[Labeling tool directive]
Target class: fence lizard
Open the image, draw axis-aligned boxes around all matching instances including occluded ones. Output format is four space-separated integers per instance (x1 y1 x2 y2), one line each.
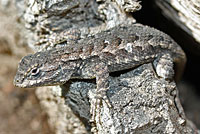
14 23 186 125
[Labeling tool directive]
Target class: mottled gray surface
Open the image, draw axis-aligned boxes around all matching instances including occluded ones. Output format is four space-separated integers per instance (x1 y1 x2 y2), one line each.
13 0 139 133
12 0 199 133
14 24 186 88
22 0 138 51
65 63 198 133
14 23 188 133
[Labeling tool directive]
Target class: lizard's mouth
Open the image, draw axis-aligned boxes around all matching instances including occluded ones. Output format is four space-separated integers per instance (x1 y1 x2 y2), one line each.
13 75 36 88
13 75 65 88
13 78 29 88
14 83 27 88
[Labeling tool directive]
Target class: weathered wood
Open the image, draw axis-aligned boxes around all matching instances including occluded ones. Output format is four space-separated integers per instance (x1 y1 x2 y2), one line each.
155 0 200 51
11 0 198 133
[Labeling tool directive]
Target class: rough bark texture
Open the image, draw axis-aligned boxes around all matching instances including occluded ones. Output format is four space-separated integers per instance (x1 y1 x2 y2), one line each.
2 0 198 133
65 63 197 133
20 0 140 133
154 0 200 129
155 0 200 52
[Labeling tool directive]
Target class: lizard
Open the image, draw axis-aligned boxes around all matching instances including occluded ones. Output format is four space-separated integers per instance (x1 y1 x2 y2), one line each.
13 23 186 126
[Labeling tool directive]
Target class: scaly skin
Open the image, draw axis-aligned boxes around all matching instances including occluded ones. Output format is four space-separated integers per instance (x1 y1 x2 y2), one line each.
14 23 186 129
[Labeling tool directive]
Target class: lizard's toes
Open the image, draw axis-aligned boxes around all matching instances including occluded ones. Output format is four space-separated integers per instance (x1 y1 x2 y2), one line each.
154 54 174 80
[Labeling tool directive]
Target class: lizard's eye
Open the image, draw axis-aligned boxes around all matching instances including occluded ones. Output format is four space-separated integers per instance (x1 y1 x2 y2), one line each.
31 68 40 76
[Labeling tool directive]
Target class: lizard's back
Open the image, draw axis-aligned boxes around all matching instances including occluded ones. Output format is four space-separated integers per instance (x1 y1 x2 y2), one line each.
53 24 185 73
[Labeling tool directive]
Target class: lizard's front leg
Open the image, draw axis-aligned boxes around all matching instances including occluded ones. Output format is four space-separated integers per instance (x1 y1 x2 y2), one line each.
90 62 111 132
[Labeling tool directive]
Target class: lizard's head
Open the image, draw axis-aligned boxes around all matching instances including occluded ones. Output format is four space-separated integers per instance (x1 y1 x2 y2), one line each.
14 50 76 88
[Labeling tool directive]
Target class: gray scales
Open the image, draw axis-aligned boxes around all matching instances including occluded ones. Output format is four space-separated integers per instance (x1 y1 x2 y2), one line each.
14 23 186 126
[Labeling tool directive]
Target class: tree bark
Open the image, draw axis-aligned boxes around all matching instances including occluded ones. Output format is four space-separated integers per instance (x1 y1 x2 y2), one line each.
12 0 198 133
155 0 200 53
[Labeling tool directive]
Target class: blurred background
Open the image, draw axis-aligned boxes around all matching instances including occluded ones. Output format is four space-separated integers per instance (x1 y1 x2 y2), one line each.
0 1 53 134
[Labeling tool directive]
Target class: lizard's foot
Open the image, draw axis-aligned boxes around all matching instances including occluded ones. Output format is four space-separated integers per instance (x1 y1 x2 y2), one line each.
90 90 112 122
153 54 174 80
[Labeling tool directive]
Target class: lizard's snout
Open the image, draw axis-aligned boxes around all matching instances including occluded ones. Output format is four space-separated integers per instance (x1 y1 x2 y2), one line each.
13 74 24 88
